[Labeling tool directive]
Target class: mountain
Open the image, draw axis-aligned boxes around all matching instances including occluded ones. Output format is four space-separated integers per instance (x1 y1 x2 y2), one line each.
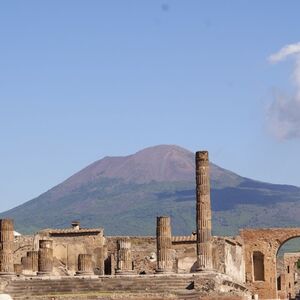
1 145 300 236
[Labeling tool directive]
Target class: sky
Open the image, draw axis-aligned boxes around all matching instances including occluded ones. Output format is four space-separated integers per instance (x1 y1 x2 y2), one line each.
1 0 300 212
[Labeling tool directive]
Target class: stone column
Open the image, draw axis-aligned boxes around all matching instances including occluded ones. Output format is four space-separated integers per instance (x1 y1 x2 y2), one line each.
0 219 15 275
116 238 133 275
156 216 173 273
195 151 213 271
37 240 53 276
21 256 32 271
110 253 116 275
27 250 38 273
76 254 93 275
96 246 105 275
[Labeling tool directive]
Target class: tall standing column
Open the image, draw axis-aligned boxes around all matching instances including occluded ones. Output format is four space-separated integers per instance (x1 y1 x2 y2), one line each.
156 216 173 273
0 219 15 275
37 240 53 276
196 151 213 271
116 238 133 275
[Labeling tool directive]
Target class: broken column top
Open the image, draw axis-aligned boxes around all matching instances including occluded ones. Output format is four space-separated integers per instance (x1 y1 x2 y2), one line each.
157 216 170 220
195 151 209 161
39 239 53 249
0 219 14 230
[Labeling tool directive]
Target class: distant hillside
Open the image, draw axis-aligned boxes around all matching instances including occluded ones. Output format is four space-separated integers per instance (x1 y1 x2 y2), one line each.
1 145 300 236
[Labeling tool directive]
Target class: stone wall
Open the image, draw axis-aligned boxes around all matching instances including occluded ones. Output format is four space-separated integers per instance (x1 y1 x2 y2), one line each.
240 228 300 299
12 232 245 284
224 238 245 283
106 235 245 282
14 235 34 264
277 252 300 299
106 236 157 274
33 227 104 275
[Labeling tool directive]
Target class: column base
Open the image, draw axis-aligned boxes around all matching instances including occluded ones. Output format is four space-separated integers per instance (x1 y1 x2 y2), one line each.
37 272 52 276
0 272 15 277
194 267 215 273
75 271 94 276
155 269 173 274
115 269 135 275
22 270 37 276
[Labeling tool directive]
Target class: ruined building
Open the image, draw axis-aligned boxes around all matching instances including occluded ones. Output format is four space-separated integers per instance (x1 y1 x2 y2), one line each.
0 151 297 299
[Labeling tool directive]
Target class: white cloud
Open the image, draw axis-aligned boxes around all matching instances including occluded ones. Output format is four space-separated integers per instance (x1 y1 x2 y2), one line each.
268 42 300 63
267 42 300 140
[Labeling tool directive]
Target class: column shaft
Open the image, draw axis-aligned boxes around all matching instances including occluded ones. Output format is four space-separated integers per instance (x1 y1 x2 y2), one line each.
76 254 93 275
38 240 53 276
196 151 213 271
156 216 173 273
27 250 38 273
21 256 32 271
116 238 133 274
0 219 15 275
96 246 105 275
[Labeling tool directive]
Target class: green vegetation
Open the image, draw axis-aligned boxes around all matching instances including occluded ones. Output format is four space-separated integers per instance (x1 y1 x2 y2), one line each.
2 177 300 236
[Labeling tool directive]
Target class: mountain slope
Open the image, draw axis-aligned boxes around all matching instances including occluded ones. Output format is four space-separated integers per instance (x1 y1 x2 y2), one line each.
1 145 300 236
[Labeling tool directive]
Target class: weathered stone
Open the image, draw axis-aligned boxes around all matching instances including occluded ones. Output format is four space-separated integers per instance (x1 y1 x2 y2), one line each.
109 253 116 275
21 256 31 271
116 238 134 275
13 264 22 275
240 228 300 299
37 240 53 276
156 216 173 273
277 252 300 299
0 219 15 275
94 245 105 275
27 250 38 272
195 151 212 271
33 224 104 275
76 254 93 275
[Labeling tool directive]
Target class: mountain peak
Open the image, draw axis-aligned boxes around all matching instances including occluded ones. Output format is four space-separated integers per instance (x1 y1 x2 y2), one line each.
60 145 241 191
3 144 299 236
134 144 192 156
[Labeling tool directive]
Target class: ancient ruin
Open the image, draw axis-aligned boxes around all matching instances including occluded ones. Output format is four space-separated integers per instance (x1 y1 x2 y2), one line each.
0 219 15 275
37 239 53 276
116 238 134 275
195 151 213 271
76 254 93 275
156 216 173 273
0 150 298 299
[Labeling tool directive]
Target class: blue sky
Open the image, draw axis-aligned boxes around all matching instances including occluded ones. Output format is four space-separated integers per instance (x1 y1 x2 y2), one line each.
1 1 300 212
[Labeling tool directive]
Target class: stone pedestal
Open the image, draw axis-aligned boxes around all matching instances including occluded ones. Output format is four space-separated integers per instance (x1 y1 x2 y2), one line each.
14 264 22 275
37 240 53 276
195 151 213 271
76 254 93 275
0 219 15 275
156 216 173 273
116 238 134 275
